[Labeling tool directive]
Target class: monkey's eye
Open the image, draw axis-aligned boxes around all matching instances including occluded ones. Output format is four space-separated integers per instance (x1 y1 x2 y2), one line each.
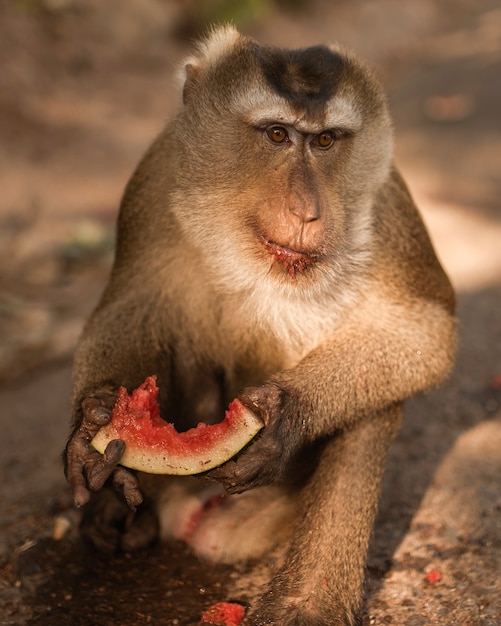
314 131 334 149
266 126 289 144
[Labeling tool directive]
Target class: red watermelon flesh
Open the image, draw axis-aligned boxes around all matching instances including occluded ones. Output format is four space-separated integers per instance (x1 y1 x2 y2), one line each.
199 601 246 625
91 376 263 475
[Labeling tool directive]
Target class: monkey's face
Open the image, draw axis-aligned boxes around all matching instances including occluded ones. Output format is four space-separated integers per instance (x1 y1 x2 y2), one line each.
171 27 393 298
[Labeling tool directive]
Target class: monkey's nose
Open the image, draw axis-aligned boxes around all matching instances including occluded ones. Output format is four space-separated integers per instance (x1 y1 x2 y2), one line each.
289 192 322 224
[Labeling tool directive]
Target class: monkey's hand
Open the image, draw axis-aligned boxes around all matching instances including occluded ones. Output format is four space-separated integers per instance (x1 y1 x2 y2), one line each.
64 390 143 511
205 385 296 494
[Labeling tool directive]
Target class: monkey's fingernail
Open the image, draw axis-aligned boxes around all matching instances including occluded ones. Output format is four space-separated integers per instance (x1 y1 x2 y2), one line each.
73 489 90 508
89 407 112 426
104 439 126 461
125 488 143 511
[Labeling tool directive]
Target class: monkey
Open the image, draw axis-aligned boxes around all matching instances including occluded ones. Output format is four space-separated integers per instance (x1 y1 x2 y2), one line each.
64 25 456 626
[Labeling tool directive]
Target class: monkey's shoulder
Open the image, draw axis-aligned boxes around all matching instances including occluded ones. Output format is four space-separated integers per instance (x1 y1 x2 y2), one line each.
370 168 454 312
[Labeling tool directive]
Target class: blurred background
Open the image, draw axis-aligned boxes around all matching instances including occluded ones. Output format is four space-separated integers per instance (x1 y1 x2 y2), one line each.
1 1 500 624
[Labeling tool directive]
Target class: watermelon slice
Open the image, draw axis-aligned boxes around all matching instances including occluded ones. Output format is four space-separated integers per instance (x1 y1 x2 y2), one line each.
199 601 246 625
91 376 263 475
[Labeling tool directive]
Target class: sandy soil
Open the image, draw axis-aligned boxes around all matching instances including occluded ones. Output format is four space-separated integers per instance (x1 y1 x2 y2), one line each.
1 1 500 624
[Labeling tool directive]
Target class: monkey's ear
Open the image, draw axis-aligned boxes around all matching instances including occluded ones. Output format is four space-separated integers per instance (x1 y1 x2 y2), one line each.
181 62 201 105
179 25 242 105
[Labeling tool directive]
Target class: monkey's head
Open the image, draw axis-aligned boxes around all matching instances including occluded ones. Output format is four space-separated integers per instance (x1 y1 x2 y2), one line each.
169 26 393 302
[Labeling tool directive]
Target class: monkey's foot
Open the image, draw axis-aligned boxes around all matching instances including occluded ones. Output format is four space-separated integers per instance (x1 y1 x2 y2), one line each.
249 602 360 626
249 580 362 626
157 479 293 564
81 489 159 553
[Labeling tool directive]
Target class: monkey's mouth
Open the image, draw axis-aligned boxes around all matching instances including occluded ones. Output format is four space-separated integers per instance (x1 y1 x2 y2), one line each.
262 238 320 278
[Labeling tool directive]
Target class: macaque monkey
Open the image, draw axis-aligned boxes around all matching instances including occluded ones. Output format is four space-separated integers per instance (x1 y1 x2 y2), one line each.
64 26 456 625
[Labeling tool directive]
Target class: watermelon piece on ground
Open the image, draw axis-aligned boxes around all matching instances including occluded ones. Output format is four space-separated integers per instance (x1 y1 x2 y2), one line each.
91 376 263 475
199 601 247 625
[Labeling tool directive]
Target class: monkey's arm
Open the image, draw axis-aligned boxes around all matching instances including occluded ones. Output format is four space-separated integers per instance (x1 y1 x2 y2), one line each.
207 289 456 493
64 146 178 510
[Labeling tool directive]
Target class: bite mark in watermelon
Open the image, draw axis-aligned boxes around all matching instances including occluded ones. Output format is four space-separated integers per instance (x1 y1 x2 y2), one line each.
91 376 263 475
199 601 246 625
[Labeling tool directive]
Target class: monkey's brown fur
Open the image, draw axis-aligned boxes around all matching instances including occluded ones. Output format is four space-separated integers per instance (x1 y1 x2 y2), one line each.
65 26 456 625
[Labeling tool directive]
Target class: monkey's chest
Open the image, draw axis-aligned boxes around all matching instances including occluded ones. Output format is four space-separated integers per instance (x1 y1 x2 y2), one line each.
162 333 287 430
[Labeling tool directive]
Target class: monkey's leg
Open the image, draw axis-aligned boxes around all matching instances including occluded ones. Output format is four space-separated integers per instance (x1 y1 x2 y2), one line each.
250 404 402 626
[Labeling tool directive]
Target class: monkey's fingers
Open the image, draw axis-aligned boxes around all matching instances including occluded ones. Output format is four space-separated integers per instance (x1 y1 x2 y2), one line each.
203 460 238 484
85 439 126 491
238 385 282 426
204 427 284 493
65 427 96 507
81 396 113 428
85 440 143 510
67 458 92 508
204 459 262 494
112 467 143 511
65 391 119 507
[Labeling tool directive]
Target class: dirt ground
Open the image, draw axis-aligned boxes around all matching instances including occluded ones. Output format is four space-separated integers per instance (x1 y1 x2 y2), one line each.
1 1 500 624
